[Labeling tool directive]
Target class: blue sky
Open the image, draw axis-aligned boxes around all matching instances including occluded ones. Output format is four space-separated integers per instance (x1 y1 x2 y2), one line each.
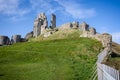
0 0 120 43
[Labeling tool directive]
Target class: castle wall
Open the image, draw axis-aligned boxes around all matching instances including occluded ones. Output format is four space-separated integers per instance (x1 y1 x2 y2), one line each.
0 36 10 45
58 21 79 30
25 31 33 40
11 35 21 43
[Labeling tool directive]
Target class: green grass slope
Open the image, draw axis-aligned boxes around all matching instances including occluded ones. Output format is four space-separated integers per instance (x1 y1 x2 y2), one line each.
0 29 102 80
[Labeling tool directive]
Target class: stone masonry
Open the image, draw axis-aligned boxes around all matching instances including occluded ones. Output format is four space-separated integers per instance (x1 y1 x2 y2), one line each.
25 31 33 40
59 21 79 30
50 13 56 29
0 36 10 45
0 12 113 48
33 13 57 38
79 22 112 51
33 13 48 37
11 35 21 44
79 22 89 31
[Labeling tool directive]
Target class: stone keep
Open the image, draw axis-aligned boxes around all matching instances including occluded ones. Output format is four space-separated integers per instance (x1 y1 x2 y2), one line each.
33 13 48 37
11 35 21 43
0 36 10 45
80 22 89 31
50 14 56 29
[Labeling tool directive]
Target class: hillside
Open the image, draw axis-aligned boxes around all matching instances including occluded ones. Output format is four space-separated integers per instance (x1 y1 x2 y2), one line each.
0 29 102 80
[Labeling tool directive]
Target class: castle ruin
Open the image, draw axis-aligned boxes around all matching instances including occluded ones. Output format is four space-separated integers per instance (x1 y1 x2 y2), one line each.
50 14 56 29
11 35 21 44
0 36 10 46
0 12 112 49
33 13 48 37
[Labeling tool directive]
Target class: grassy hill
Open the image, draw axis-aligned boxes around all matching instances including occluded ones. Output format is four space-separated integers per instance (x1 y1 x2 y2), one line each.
0 29 102 80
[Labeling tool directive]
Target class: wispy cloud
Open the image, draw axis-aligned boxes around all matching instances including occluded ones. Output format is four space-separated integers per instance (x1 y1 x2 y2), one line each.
0 0 30 21
0 0 96 21
30 0 61 15
111 32 120 43
0 0 19 15
54 0 96 19
30 0 96 19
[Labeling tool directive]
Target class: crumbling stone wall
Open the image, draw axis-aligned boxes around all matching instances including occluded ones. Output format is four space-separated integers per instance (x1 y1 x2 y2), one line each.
33 13 48 37
50 13 56 29
25 31 33 40
33 13 57 38
58 21 79 30
89 27 96 35
59 23 72 30
11 35 21 44
72 21 79 29
79 22 89 31
95 33 112 49
0 36 10 45
80 22 112 50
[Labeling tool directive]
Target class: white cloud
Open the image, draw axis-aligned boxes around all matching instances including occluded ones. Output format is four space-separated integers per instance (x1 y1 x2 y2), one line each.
0 0 18 14
111 32 120 43
30 0 95 19
54 0 96 19
0 0 30 16
30 0 60 15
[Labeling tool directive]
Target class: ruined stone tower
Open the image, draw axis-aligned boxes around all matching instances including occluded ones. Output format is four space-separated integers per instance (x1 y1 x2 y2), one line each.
33 13 48 37
50 13 56 29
